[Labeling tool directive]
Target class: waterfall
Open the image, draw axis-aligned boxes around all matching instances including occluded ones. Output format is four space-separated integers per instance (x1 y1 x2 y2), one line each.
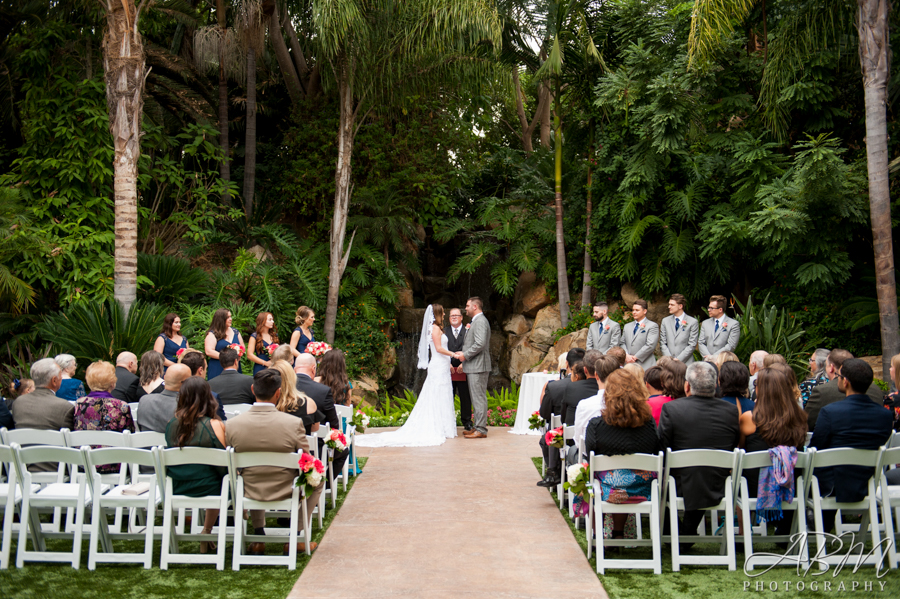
395 331 427 396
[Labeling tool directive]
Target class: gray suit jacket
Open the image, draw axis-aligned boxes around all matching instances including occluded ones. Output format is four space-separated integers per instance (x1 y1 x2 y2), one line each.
586 319 622 354
462 313 491 374
9 387 75 431
698 315 740 357
619 319 659 369
659 314 699 363
137 389 179 433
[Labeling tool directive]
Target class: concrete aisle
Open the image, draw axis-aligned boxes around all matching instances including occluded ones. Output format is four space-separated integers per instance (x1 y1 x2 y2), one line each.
289 427 608 599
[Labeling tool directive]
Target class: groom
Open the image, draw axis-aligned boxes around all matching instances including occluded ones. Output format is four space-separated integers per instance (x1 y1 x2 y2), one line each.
455 296 491 439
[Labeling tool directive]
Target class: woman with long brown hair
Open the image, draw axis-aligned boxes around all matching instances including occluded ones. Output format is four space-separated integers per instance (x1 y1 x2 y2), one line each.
164 377 226 553
247 312 279 375
154 312 189 369
316 349 352 406
204 308 243 380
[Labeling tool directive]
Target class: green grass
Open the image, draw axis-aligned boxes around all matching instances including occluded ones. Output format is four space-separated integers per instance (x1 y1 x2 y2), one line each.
531 458 900 598
0 457 367 599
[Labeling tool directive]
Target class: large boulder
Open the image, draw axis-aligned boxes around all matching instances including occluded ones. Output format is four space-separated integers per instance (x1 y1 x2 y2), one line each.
529 304 562 349
508 338 546 385
397 286 414 308
352 375 380 407
397 308 426 334
513 271 552 317
378 345 398 381
489 331 506 374
621 282 639 308
531 328 589 373
503 314 530 337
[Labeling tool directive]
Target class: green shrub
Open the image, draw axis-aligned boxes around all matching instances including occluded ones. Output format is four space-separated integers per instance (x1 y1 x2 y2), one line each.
137 253 210 304
732 294 819 377
332 304 396 379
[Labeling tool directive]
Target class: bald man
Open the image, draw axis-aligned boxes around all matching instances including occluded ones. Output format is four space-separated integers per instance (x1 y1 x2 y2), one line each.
137 364 190 433
112 351 146 403
294 355 348 485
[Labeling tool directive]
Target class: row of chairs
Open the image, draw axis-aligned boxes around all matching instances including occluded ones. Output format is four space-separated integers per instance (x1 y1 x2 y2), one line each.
0 424 349 571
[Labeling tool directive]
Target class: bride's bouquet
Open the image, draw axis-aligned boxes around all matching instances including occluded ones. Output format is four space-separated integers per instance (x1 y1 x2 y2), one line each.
545 426 564 448
325 429 348 454
296 452 325 494
528 411 545 431
352 409 369 433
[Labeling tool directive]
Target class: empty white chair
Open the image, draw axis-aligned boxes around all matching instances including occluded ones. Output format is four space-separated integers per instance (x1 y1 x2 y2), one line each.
587 451 664 574
230 449 310 569
84 446 159 569
158 446 232 570
0 444 36 570
664 448 740 571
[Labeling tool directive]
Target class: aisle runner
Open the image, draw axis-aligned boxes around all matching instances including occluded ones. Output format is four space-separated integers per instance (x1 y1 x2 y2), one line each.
290 428 607 599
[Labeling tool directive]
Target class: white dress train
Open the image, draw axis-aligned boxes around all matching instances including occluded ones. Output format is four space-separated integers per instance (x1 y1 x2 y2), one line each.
355 333 457 447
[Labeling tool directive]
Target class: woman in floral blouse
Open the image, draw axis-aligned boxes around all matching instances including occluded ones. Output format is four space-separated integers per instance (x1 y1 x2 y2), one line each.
75 360 136 464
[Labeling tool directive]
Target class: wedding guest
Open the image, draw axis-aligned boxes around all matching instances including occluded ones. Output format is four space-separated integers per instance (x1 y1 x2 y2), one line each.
273 360 321 434
763 353 787 368
607 346 627 368
74 361 136 470
648 361 686 425
207 347 254 406
8 378 34 398
248 312 279 375
165 376 227 554
714 351 740 371
139 351 165 395
748 350 769 399
54 354 85 401
586 302 622 354
799 348 830 408
656 355 676 370
290 306 316 357
806 349 884 431
316 349 352 407
204 309 243 381
698 294 740 358
112 351 146 403
137 364 190 433
179 350 227 421
562 350 602 426
619 300 659 369
271 344 294 364
884 353 900 432
573 355 620 459
10 360 74 470
536 348 585 488
659 294 699 364
622 363 648 396
718 361 754 413
584 369 660 540
154 312 189 368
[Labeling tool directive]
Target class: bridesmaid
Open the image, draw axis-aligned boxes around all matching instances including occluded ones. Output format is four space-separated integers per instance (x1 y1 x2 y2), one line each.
290 306 316 357
204 308 243 380
154 313 189 369
247 312 279 375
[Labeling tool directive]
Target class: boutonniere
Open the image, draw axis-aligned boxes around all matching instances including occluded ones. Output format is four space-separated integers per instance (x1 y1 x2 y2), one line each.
465 323 471 330
681 319 688 328
604 325 610 331
640 322 646 330
722 322 728 330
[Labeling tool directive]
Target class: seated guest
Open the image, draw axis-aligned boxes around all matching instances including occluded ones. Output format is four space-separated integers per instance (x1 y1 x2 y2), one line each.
295 354 347 485
573 356 621 459
607 346 627 368
54 354 85 401
644 366 667 423
270 344 294 364
763 353 787 368
806 349 884 430
180 350 227 421
9 359 75 471
137 364 190 433
139 351 165 395
2 379 32 428
583 369 660 538
809 358 893 533
648 361 686 425
316 349 352 407
799 348 830 408
207 347 254 406
718 361 754 413
748 350 769 400
658 361 740 545
165 376 227 554
885 353 900 432
112 351 146 403
273 360 321 433
562 350 603 427
226 369 325 554
622 363 647 393
75 361 136 472
713 351 740 371
536 348 584 488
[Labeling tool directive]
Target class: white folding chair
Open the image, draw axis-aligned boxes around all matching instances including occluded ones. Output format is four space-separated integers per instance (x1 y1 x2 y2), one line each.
335 404 356 489
806 447 888 570
3 428 71 532
13 444 93 569
230 449 310 569
876 445 900 570
227 404 253 418
158 446 232 570
736 449 810 570
0 444 37 570
664 448 740 571
127 403 140 430
84 446 159 569
68 430 131 531
587 451 663 574
314 426 337 510
123 430 167 534
305 434 325 529
558 425 576 512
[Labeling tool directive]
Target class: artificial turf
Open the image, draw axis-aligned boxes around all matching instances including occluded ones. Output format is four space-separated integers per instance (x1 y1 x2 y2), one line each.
531 457 900 598
0 457 367 599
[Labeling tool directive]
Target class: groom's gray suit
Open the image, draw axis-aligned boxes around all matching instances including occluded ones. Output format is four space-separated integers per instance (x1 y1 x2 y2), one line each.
462 313 491 435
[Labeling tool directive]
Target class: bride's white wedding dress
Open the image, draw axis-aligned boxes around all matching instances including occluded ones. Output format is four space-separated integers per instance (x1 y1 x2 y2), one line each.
356 333 457 447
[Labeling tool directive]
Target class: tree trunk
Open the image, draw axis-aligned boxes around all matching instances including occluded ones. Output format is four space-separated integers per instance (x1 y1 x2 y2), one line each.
325 68 355 343
858 0 900 380
539 82 552 149
553 96 570 326
243 47 257 220
581 125 594 308
513 68 533 153
269 5 302 104
102 0 145 318
216 0 230 197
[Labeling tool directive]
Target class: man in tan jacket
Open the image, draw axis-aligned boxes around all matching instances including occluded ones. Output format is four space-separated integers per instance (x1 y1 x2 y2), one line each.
226 368 324 554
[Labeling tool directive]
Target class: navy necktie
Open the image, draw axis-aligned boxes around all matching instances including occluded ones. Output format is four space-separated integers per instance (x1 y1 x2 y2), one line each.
633 322 639 336
714 320 720 334
675 320 680 332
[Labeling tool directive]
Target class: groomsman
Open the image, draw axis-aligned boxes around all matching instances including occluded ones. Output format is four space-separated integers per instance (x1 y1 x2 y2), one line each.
698 294 740 358
585 302 621 354
659 293 699 364
445 308 473 432
619 299 659 369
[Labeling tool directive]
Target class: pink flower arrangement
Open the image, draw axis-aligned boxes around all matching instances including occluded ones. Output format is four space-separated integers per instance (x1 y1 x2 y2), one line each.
296 452 325 493
305 341 333 357
175 348 186 357
545 426 564 448
325 429 348 452
527 411 545 430
228 343 245 358
265 343 280 356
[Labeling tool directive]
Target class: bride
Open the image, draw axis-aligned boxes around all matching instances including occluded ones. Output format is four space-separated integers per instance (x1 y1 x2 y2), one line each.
356 304 457 447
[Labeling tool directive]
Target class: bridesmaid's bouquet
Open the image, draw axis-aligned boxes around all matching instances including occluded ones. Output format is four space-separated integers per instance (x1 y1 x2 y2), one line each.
296 452 325 494
228 343 246 358
545 426 564 448
352 409 369 433
325 429 348 453
175 348 186 358
305 341 332 357
265 343 280 356
528 411 545 431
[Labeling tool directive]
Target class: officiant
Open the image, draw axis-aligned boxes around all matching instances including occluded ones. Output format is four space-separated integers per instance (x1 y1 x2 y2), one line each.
446 307 473 432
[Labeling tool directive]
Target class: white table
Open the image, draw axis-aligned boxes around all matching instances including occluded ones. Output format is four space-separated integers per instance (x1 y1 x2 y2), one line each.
509 372 561 435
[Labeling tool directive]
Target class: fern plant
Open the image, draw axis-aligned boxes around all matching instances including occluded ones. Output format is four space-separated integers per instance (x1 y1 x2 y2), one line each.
137 252 210 304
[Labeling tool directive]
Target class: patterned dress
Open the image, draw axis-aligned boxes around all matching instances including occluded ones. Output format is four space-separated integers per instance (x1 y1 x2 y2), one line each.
799 373 828 408
884 391 900 432
74 391 136 473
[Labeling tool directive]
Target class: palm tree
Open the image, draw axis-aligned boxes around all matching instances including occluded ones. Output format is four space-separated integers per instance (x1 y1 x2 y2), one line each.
236 0 266 221
687 0 899 382
312 0 502 343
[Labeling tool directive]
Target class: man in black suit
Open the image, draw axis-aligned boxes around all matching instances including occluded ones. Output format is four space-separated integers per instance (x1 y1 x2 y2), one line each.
112 351 146 404
179 350 227 421
536 348 585 488
806 349 883 431
658 361 740 546
445 308 472 431
295 353 347 488
562 350 602 427
809 358 893 533
208 347 254 405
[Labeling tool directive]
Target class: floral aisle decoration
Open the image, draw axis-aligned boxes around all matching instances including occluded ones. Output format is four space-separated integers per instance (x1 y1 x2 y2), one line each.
545 426 564 449
564 462 593 517
352 409 369 433
528 411 545 430
325 429 348 456
296 452 325 494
